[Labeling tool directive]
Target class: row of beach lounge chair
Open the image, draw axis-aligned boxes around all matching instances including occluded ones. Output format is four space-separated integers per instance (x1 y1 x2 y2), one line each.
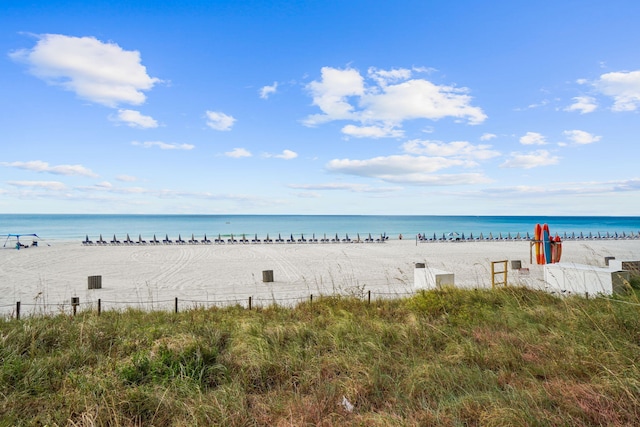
82 233 390 246
418 231 640 242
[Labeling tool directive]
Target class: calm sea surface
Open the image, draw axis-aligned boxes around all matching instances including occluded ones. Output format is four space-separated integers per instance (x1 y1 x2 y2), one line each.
2 214 640 242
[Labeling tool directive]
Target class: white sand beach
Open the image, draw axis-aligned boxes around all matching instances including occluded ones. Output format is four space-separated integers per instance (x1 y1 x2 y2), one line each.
1 238 639 317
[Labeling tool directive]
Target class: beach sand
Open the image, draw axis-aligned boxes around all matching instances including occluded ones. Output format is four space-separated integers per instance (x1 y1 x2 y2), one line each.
1 239 639 317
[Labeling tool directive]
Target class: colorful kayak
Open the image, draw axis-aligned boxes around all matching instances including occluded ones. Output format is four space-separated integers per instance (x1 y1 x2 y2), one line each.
553 235 562 263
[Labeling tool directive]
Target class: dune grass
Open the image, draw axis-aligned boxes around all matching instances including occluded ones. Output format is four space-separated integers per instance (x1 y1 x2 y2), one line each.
2 283 640 426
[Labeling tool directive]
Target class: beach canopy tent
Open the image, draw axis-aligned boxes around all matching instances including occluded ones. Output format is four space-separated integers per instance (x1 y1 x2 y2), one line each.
2 233 41 248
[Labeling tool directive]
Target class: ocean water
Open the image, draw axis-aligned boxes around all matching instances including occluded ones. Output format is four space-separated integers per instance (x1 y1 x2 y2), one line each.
2 214 640 243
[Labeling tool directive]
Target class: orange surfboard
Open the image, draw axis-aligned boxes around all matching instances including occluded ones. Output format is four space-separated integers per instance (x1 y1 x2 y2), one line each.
534 223 543 264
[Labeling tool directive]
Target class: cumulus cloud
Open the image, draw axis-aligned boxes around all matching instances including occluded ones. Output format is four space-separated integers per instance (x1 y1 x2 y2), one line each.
113 109 158 128
594 70 640 111
342 124 404 139
480 133 497 141
8 180 67 191
9 34 160 107
563 130 601 145
205 110 236 131
564 96 597 114
500 150 560 169
225 148 252 158
303 66 486 134
519 132 547 145
132 141 194 150
401 139 500 161
264 149 298 160
1 160 97 177
326 155 491 185
259 82 278 99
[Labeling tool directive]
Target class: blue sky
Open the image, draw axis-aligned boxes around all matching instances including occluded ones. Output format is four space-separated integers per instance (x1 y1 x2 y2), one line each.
2 0 640 215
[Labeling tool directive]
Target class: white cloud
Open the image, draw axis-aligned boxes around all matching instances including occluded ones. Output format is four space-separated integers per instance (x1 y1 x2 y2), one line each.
288 183 401 193
259 82 278 99
132 141 194 150
225 148 252 158
263 149 298 160
563 130 601 145
564 96 597 114
480 133 497 141
519 132 547 145
1 160 97 177
594 70 640 111
114 109 158 128
500 150 560 169
326 154 491 185
367 67 412 86
8 180 67 191
9 34 159 107
401 139 500 161
342 124 404 139
303 66 486 134
304 67 365 125
116 175 138 182
205 111 236 131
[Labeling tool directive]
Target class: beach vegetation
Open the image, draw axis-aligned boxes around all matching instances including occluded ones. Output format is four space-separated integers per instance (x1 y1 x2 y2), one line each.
1 287 640 425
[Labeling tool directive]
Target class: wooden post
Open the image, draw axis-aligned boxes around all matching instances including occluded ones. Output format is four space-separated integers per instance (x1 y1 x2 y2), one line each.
248 296 252 310
310 294 313 304
174 297 178 313
16 301 20 320
368 290 371 304
98 299 101 316
71 297 80 316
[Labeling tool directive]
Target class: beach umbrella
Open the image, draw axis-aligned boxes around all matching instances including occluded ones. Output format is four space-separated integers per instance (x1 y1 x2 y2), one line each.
461 232 465 240
499 232 503 240
441 233 446 241
278 233 282 241
357 233 360 242
448 232 459 240
335 233 339 241
266 233 270 242
479 233 484 240
301 233 305 241
368 233 372 241
469 232 474 240
99 234 103 243
313 233 316 241
138 234 143 243
489 232 493 240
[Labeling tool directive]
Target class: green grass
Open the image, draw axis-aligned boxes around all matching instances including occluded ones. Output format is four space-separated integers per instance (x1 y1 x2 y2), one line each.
2 286 640 426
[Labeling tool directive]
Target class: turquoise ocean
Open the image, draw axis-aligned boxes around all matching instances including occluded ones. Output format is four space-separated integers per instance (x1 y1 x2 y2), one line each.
2 214 640 243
